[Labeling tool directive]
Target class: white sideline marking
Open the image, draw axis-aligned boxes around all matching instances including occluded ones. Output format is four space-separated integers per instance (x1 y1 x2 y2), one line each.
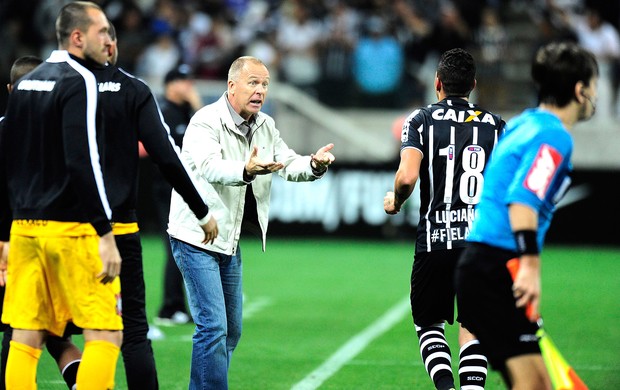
291 296 410 390
243 296 273 319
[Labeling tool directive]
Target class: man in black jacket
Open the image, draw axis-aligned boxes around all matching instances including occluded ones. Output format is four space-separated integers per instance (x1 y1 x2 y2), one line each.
0 3 122 388
0 55 83 390
89 23 217 389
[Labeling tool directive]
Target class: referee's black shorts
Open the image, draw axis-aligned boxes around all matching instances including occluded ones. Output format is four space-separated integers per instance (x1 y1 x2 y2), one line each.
455 242 541 371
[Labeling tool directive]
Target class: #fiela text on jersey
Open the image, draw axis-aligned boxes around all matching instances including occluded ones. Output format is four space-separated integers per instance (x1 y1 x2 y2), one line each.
430 226 470 243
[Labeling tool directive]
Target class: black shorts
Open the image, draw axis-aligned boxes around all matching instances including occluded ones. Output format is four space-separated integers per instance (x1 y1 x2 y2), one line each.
455 243 541 371
410 248 463 326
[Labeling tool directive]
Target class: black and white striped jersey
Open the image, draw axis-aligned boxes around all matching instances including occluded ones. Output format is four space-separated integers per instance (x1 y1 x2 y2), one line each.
400 98 505 253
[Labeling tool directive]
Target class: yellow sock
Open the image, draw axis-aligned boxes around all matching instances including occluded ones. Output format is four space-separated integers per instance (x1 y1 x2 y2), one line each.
6 340 42 390
76 340 120 390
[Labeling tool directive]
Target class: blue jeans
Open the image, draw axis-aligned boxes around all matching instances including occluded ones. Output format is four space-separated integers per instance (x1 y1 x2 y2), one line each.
170 237 243 390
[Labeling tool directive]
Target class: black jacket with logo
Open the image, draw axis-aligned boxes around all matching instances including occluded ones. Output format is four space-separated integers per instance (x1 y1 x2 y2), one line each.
0 50 112 239
90 63 209 224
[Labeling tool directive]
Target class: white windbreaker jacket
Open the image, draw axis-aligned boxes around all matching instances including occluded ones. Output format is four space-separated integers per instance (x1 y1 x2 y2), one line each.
167 93 323 255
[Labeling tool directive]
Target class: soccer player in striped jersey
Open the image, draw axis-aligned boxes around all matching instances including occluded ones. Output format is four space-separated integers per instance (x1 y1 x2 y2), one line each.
385 48 505 390
455 42 598 389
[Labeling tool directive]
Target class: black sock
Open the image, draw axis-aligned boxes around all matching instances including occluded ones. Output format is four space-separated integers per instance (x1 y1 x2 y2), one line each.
61 359 80 389
459 340 487 389
416 324 454 390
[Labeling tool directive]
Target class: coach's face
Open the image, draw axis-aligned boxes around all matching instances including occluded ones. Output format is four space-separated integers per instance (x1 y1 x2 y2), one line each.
228 62 270 121
82 8 112 66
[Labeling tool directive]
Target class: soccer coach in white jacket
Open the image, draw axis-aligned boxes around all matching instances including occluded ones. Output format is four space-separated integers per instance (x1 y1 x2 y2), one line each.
167 56 335 390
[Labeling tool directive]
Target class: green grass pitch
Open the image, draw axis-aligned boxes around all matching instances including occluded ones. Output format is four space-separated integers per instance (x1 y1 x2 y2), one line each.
33 235 620 389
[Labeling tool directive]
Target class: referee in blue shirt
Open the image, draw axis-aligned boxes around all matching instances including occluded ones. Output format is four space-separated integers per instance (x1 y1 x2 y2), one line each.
455 42 598 389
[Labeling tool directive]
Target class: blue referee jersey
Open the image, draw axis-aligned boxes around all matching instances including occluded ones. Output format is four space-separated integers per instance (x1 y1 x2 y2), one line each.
467 108 573 252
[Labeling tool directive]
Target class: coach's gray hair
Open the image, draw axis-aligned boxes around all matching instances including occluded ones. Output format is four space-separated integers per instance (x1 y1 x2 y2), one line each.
55 1 104 48
228 56 267 82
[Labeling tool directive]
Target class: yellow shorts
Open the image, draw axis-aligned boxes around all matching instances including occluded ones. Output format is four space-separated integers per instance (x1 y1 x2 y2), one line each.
111 222 139 235
2 220 123 336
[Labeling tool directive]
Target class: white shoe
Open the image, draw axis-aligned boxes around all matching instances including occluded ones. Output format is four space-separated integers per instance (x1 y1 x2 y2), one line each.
154 311 192 326
147 324 165 340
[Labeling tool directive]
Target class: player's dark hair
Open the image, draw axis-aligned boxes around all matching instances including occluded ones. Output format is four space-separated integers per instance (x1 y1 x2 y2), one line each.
532 41 599 107
55 1 104 48
10 56 43 85
437 48 476 97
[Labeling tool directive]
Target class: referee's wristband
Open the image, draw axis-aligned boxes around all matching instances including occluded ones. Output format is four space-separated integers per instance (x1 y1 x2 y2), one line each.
514 229 539 255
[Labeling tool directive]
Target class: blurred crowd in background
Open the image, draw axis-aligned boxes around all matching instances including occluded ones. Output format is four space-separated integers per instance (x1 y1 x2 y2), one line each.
1 0 619 118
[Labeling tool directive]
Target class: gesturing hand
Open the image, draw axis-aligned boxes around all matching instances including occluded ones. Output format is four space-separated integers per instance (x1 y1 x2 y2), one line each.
245 146 284 176
311 143 335 172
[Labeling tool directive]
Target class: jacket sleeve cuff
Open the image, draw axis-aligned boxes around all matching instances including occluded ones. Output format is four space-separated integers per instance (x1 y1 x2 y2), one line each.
243 167 256 183
0 225 10 241
310 161 327 177
197 211 213 225
92 219 113 237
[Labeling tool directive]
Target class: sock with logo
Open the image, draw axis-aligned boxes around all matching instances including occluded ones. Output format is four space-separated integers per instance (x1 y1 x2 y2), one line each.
416 323 455 390
458 339 487 389
76 340 120 390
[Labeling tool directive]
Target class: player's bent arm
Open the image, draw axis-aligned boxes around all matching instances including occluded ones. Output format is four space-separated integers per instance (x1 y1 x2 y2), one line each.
137 97 216 244
393 148 422 210
138 99 210 221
